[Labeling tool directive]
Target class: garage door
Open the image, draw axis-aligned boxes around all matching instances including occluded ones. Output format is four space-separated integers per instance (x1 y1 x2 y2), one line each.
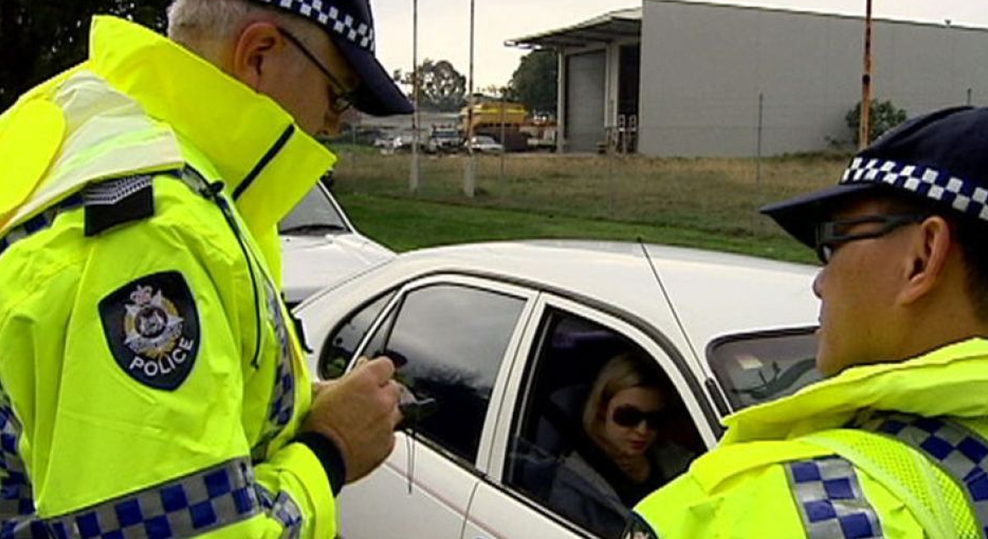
565 51 605 153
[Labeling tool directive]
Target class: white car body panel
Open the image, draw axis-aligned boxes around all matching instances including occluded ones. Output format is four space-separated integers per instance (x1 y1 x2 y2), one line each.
297 240 821 539
281 233 393 304
279 183 394 306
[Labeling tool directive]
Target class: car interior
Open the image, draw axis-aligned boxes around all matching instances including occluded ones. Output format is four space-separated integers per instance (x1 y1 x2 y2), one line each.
506 310 706 537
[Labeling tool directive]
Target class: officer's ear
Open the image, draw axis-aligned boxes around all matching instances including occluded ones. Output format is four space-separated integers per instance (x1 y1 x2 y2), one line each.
231 22 284 91
897 215 953 306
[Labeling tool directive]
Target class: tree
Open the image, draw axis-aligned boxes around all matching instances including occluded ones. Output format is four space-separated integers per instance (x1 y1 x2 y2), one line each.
0 0 170 111
393 59 467 112
845 99 908 146
509 50 557 117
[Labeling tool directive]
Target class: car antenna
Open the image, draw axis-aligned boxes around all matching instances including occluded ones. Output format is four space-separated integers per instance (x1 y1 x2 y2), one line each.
637 238 702 365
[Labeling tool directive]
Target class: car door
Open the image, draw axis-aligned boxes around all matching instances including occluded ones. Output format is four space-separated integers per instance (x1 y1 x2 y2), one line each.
463 293 720 539
333 275 538 539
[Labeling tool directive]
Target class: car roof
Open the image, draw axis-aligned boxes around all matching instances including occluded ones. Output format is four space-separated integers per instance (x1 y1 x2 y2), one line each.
305 240 820 358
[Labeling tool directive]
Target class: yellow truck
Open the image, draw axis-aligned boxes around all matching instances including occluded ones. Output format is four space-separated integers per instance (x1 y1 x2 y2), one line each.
460 100 530 151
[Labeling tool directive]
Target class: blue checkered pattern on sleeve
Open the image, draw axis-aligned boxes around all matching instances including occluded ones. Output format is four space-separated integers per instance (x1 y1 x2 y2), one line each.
851 411 988 539
251 280 297 461
46 459 260 539
785 456 884 539
0 386 50 539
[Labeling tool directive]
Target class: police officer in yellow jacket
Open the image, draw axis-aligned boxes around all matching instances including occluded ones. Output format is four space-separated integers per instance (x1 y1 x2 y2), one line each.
0 0 413 537
627 107 988 539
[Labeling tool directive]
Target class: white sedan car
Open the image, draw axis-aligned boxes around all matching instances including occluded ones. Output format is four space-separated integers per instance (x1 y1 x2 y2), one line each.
280 183 394 308
296 241 822 539
465 135 505 154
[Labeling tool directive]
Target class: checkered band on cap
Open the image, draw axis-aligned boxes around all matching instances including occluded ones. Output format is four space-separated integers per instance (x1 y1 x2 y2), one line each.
850 411 988 539
785 456 884 539
254 0 375 51
841 157 988 223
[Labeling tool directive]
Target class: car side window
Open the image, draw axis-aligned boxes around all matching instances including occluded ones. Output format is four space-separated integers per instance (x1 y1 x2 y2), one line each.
319 290 397 379
366 284 526 464
505 309 704 539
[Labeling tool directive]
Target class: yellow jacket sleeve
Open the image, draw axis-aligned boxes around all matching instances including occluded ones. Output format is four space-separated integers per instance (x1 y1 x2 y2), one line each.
0 175 335 539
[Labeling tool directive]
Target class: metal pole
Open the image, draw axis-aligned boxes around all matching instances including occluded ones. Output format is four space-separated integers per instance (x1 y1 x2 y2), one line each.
756 93 763 188
859 0 873 149
756 92 764 232
409 0 420 193
463 0 476 198
351 113 357 171
499 90 506 199
968 88 973 106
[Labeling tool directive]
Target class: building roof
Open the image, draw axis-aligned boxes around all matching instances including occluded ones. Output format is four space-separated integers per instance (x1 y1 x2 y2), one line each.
505 7 642 50
506 1 988 53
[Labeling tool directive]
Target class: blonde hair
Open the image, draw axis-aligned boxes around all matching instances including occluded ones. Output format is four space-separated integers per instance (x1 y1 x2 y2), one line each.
581 352 662 438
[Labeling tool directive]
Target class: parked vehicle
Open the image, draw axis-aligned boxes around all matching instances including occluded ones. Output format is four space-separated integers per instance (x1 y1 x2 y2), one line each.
279 183 394 308
425 125 462 154
296 240 822 539
465 135 505 154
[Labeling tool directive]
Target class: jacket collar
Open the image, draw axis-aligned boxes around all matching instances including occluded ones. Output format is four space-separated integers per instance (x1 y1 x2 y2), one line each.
721 338 988 444
87 16 336 234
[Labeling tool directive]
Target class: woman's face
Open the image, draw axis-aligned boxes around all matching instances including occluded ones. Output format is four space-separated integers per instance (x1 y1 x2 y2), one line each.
600 386 663 458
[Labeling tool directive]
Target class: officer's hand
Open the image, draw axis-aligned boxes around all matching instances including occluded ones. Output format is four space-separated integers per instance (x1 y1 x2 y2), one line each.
303 357 402 484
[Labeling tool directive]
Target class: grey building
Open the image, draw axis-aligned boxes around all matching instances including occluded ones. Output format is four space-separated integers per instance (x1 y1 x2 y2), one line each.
509 0 988 156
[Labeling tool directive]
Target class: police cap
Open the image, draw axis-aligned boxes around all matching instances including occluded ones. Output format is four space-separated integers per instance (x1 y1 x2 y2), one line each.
762 106 988 247
248 0 413 116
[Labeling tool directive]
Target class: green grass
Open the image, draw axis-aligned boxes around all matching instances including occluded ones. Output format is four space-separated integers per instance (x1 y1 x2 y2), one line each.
337 192 817 264
327 149 846 265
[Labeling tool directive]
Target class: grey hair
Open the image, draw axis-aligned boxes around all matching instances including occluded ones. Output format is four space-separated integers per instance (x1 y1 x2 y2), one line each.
167 0 312 46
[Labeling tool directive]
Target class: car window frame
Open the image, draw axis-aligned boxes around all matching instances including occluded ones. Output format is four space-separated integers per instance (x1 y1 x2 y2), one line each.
316 288 398 379
347 274 539 473
485 293 721 511
279 182 354 235
320 183 357 232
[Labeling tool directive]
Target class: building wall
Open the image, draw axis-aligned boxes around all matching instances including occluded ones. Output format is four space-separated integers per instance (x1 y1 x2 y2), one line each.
638 0 988 157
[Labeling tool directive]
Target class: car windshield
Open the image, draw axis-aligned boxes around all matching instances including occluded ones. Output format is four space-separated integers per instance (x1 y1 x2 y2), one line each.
278 185 350 235
707 327 823 411
474 136 497 144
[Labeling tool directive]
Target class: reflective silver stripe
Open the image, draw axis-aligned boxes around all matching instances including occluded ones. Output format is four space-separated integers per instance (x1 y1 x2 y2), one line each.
852 412 988 539
255 486 302 539
785 456 884 539
46 458 260 539
82 175 152 206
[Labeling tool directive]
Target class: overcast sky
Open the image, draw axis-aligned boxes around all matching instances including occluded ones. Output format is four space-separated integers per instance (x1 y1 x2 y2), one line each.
370 0 988 91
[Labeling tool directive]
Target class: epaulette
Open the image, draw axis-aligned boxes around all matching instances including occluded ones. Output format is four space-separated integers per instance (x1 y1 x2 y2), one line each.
83 174 155 236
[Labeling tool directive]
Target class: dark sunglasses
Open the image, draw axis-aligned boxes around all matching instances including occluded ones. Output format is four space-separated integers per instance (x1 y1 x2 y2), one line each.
276 27 355 114
814 213 929 264
611 405 663 430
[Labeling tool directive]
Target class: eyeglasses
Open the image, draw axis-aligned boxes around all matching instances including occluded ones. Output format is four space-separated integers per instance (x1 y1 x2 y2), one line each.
276 27 354 114
611 405 663 430
815 213 929 264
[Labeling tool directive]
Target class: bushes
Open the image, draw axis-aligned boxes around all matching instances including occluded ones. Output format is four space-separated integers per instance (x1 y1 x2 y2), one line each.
845 99 908 145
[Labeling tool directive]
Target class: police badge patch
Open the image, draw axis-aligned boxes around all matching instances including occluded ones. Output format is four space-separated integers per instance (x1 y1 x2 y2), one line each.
99 272 200 390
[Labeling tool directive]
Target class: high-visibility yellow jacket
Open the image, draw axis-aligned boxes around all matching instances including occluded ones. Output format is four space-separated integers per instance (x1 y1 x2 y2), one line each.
0 16 341 539
630 339 988 539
